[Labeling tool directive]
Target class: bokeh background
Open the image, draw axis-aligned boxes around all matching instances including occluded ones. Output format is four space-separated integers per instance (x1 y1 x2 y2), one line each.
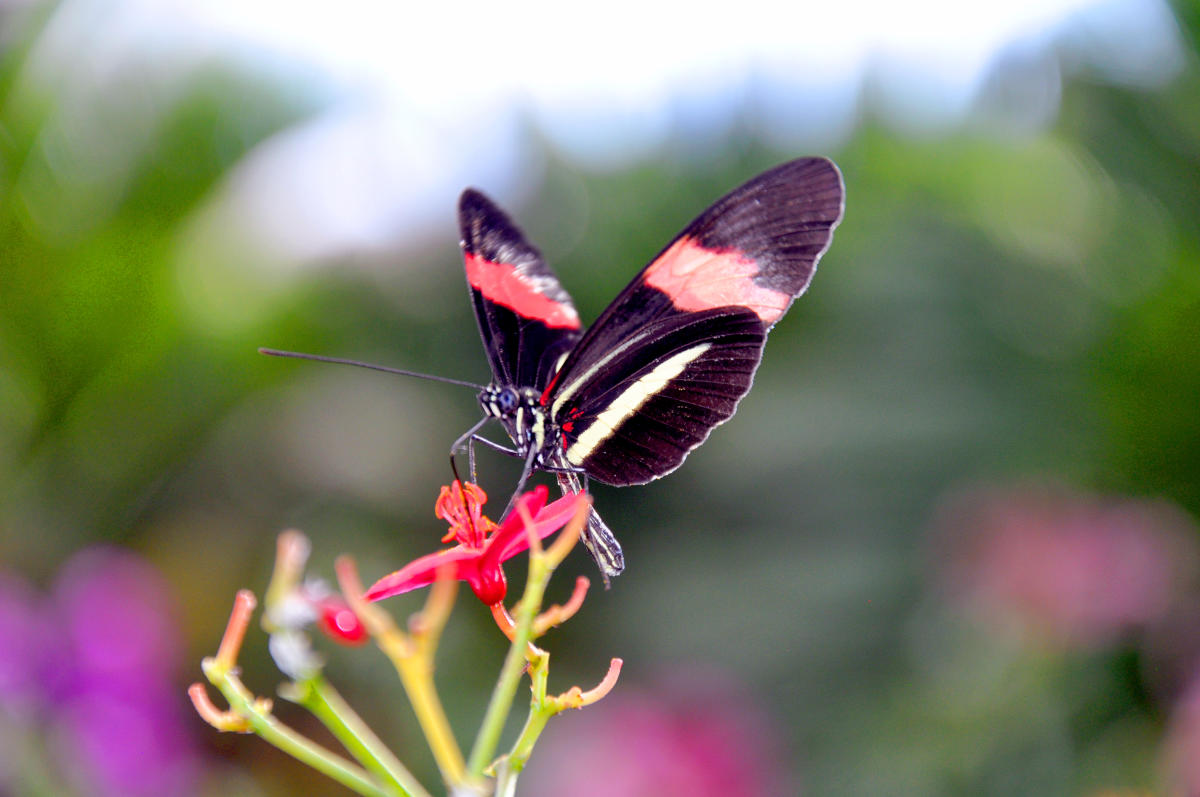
2 0 1200 794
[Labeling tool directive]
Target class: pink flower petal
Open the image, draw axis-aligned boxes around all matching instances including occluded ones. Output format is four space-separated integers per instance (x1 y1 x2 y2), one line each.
365 547 481 601
365 486 589 605
495 491 588 560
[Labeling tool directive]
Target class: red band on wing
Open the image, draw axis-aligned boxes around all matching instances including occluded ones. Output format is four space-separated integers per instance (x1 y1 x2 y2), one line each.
643 237 790 324
465 253 581 329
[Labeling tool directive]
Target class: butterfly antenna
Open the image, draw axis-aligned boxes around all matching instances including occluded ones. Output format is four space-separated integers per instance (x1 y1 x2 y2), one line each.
259 348 484 390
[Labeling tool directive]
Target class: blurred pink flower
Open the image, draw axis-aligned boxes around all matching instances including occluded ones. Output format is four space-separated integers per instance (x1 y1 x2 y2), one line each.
0 546 200 797
0 571 50 715
934 485 1197 647
519 672 795 797
54 548 199 797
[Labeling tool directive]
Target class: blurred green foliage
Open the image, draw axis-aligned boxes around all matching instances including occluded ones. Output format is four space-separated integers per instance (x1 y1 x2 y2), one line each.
2 4 1199 796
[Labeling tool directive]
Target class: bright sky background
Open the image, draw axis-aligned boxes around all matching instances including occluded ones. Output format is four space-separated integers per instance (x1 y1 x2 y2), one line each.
16 0 1186 267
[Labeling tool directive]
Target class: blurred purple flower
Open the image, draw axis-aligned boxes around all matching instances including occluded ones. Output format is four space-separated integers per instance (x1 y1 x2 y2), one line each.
934 485 1197 647
520 671 795 797
0 571 51 715
54 548 183 684
0 546 199 797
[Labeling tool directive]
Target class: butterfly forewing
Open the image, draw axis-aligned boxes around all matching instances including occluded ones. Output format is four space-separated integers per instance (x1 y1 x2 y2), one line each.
458 189 582 391
677 157 845 307
544 157 844 485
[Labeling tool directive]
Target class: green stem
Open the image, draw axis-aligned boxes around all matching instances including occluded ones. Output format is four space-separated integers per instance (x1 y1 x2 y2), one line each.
466 559 550 778
491 758 520 797
506 708 552 774
288 676 431 797
505 655 554 773
202 659 396 797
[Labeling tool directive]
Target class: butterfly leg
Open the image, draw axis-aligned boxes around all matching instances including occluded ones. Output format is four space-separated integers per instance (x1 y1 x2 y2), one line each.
467 436 477 483
494 443 542 522
470 435 522 457
449 416 492 491
554 471 625 583
462 431 522 482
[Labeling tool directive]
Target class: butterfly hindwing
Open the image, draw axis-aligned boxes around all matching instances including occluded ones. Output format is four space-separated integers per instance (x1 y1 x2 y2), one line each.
546 157 844 485
554 307 767 485
459 189 582 391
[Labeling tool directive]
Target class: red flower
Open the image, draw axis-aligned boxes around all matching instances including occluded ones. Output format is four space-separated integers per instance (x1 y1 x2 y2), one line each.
365 482 586 606
312 592 369 646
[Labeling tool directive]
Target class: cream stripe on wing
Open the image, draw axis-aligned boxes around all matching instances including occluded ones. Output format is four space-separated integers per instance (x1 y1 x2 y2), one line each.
565 343 712 465
551 333 642 417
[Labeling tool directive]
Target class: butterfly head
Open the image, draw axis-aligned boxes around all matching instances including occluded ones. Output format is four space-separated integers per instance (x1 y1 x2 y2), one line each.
479 384 555 465
479 384 521 419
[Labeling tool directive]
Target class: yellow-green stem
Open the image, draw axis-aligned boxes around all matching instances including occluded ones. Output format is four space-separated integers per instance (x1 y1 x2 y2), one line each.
290 676 431 797
466 558 549 778
201 659 394 797
337 557 467 788
394 654 467 784
505 653 555 773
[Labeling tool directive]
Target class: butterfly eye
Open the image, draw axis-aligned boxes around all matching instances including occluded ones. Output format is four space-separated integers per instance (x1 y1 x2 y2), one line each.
497 388 520 414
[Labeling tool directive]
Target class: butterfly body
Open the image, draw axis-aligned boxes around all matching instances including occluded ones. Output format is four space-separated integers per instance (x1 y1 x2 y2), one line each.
459 158 845 578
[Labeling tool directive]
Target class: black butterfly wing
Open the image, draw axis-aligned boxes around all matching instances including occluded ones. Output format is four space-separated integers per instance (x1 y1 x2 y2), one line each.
458 189 583 391
549 307 767 485
545 157 845 486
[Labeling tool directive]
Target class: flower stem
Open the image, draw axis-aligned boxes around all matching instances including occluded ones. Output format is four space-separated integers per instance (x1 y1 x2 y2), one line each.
466 570 544 779
337 557 469 788
504 653 553 773
466 497 591 780
394 654 467 784
201 658 396 797
492 758 521 797
503 655 621 776
287 676 431 797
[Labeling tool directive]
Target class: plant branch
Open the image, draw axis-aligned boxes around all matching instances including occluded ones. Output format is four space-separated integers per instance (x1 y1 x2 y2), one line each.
192 591 398 797
466 498 591 779
338 556 469 789
285 676 431 797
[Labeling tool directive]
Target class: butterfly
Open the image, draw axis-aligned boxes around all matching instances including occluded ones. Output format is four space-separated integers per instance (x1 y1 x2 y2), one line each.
453 158 844 579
